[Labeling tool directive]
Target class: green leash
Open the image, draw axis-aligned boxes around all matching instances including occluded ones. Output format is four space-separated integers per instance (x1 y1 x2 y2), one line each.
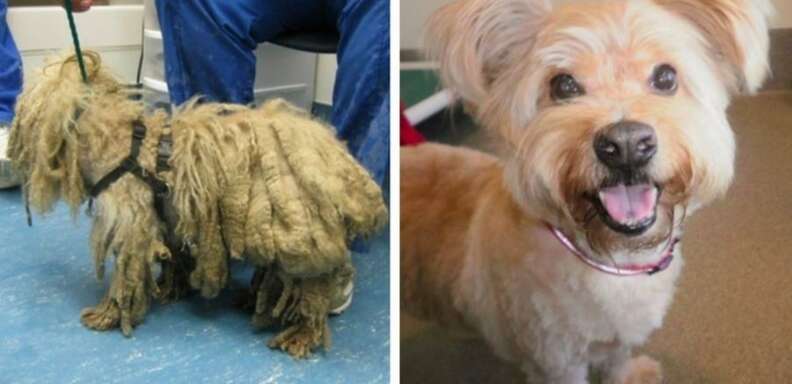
63 0 89 83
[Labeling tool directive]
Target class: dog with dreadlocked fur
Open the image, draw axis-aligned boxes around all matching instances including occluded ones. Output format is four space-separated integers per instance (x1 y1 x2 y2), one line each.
7 51 387 358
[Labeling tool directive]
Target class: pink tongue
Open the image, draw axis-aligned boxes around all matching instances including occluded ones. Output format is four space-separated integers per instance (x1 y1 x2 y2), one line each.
598 184 657 224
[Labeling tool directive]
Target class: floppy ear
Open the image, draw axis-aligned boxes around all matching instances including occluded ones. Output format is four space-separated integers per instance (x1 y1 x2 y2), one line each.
7 52 103 214
654 0 773 94
426 0 551 104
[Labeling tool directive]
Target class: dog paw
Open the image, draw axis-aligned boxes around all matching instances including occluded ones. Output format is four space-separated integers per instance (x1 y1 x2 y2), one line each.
621 355 663 384
189 253 228 299
80 298 121 332
267 322 329 359
189 268 227 298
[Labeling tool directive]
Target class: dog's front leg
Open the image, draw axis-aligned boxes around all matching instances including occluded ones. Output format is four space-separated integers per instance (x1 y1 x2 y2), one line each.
188 215 229 298
604 356 663 384
601 348 663 384
81 184 171 335
81 238 166 336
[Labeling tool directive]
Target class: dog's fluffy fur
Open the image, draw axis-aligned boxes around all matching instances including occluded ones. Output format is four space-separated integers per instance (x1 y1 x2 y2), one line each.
402 0 771 382
8 52 387 358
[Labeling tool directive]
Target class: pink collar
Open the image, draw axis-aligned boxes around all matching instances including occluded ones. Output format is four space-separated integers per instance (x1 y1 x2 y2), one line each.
547 224 678 276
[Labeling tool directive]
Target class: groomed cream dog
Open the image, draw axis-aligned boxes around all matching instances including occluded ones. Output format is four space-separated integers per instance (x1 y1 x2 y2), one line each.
401 0 771 382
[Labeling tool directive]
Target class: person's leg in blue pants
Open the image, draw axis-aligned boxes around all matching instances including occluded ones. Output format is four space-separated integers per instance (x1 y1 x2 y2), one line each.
154 0 389 188
154 0 335 105
0 0 22 125
0 0 23 188
331 0 389 189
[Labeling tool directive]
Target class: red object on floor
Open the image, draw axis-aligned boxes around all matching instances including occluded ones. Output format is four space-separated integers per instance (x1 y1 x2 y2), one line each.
400 103 425 146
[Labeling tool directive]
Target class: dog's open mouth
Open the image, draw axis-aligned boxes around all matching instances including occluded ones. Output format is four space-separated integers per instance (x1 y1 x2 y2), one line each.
592 182 660 236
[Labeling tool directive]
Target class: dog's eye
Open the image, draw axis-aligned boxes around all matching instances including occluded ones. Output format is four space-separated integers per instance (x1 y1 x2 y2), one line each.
650 64 677 94
550 74 585 101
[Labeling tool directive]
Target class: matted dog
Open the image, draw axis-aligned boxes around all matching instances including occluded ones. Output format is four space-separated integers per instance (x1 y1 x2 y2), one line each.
402 0 770 382
8 52 387 358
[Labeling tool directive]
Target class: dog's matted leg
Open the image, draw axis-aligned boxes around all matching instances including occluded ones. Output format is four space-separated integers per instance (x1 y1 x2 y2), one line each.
82 189 171 335
218 149 251 261
156 245 196 303
254 269 348 359
188 211 229 298
81 237 168 336
240 266 278 328
265 276 331 358
80 296 121 332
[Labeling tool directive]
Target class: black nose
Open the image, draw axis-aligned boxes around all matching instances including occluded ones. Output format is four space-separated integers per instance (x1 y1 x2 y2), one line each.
594 121 657 169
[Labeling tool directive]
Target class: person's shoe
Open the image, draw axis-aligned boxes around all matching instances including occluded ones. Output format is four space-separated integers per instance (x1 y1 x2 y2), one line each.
329 261 355 315
0 123 21 189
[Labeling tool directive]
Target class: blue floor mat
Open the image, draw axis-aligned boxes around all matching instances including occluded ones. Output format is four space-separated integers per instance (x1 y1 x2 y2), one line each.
0 188 389 384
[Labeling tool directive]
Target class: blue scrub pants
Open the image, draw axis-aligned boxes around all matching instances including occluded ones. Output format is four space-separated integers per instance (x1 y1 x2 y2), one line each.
154 0 390 188
0 0 22 125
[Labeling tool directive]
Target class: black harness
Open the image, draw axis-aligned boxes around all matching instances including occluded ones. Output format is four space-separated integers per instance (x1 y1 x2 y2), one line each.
88 121 172 222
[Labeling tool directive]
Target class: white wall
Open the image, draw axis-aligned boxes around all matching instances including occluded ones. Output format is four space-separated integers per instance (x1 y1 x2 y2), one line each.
8 6 144 83
401 0 792 50
773 0 792 28
400 0 453 51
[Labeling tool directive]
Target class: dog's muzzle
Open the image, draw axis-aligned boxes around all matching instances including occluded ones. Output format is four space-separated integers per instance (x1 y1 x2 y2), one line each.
592 120 660 235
